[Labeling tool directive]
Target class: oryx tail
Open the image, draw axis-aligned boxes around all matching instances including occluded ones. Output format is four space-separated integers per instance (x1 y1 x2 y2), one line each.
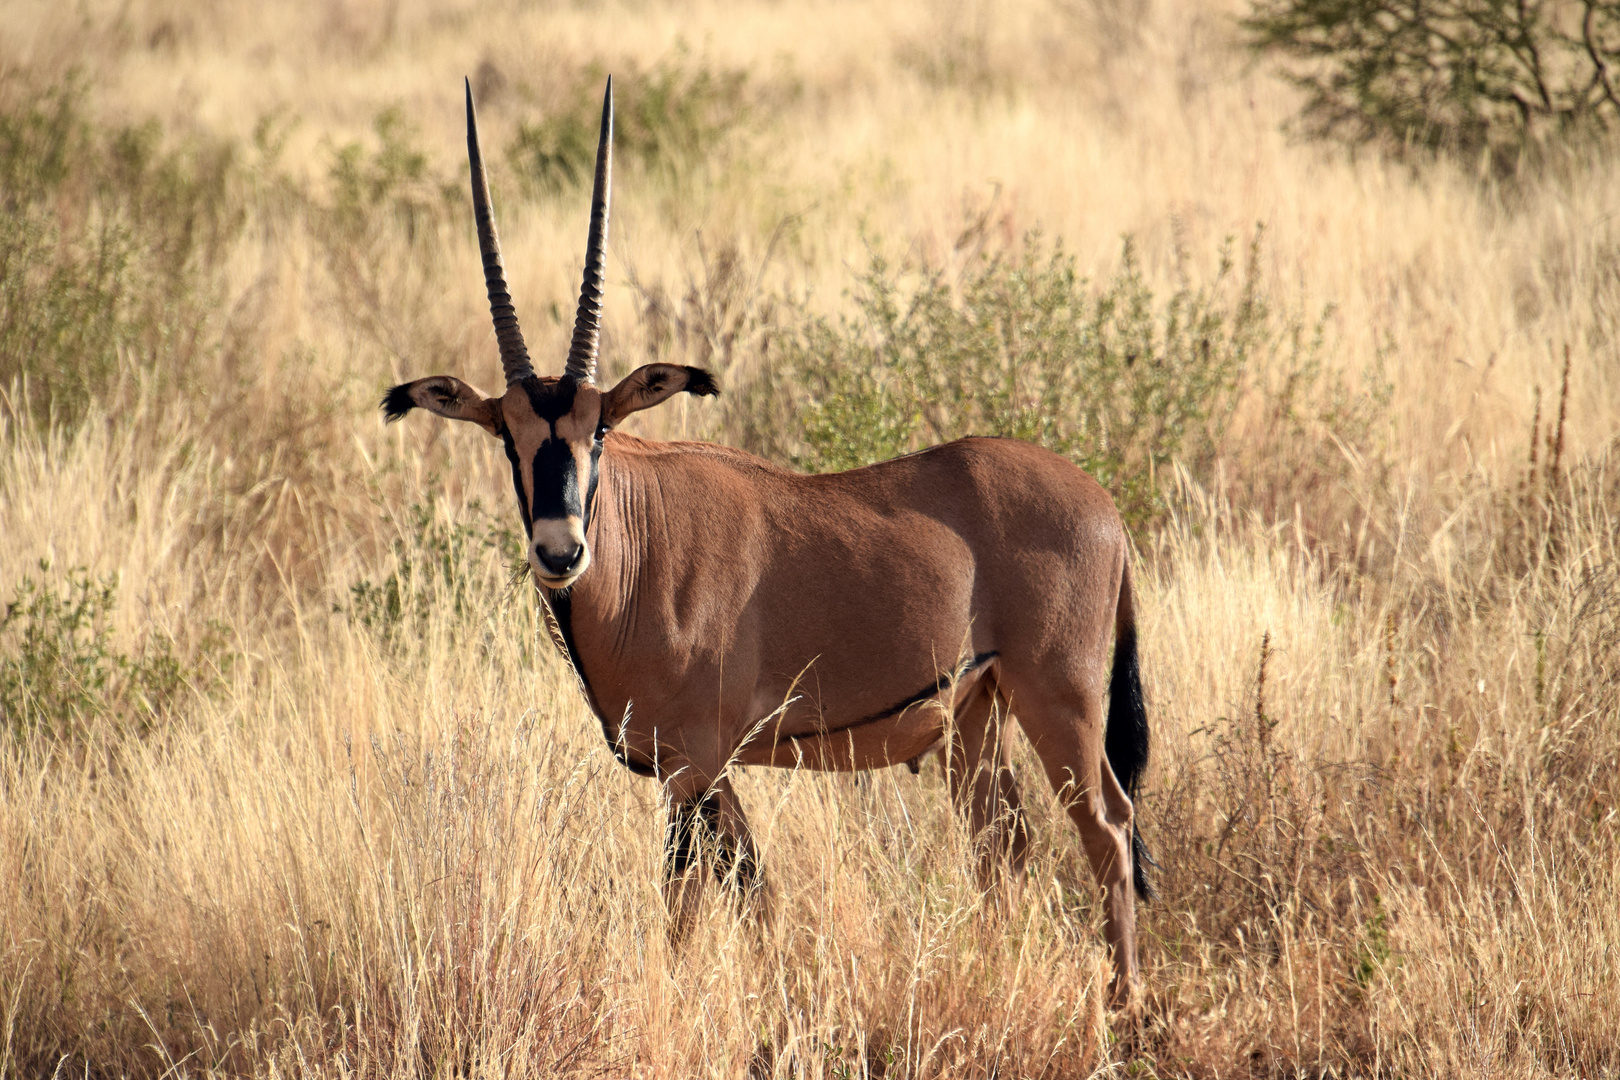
1106 558 1156 900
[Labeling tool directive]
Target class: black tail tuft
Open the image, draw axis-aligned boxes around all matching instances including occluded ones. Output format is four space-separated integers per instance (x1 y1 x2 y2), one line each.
682 366 720 398
381 383 416 423
1107 626 1157 900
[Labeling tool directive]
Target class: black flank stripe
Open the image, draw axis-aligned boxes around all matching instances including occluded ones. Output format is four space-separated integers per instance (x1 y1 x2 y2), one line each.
780 651 999 745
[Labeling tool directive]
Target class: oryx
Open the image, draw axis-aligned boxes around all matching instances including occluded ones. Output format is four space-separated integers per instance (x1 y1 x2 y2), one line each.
383 78 1155 1004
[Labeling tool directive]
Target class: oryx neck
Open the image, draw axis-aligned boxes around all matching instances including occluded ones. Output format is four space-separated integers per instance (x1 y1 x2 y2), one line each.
569 437 651 637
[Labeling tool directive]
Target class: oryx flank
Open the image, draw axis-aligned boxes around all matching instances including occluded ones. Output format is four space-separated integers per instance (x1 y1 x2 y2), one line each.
384 78 1155 1004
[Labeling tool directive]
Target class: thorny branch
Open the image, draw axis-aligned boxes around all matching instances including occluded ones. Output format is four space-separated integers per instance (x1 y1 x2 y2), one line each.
1245 0 1620 163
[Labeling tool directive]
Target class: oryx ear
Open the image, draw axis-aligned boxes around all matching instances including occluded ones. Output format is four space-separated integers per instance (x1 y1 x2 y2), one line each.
382 376 501 436
601 364 718 427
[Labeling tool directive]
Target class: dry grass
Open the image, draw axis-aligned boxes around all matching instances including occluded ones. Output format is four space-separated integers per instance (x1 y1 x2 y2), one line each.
2 0 1618 1075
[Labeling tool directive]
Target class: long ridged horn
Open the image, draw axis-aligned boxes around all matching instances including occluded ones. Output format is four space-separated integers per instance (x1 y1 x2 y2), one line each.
466 77 533 385
564 77 613 384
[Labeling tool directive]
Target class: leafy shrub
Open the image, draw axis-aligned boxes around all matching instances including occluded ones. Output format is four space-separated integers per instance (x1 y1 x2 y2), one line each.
626 232 788 450
0 204 133 418
506 54 749 198
0 76 85 207
326 106 457 246
896 29 1001 94
0 75 242 424
0 564 231 742
764 232 1294 529
347 501 525 647
1245 0 1620 163
316 107 460 361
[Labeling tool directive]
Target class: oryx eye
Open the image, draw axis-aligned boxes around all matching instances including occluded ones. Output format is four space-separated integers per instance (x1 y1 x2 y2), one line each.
594 420 608 442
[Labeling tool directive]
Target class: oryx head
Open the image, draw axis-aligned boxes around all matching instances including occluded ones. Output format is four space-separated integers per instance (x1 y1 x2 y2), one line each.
382 78 718 590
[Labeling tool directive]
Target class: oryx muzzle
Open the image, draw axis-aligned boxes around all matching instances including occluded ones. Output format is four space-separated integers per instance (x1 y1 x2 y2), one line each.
381 77 1156 1008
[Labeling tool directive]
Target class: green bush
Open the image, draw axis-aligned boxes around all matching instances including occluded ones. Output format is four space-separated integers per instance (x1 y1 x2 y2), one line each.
506 54 749 198
0 76 84 207
326 106 457 246
316 107 460 359
347 501 525 648
764 233 1290 529
0 564 231 742
0 204 132 417
0 75 242 424
1245 0 1620 164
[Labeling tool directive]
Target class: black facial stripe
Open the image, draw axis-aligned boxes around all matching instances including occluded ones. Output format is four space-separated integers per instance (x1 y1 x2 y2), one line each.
500 428 532 532
529 438 582 521
583 439 603 530
508 376 602 530
519 375 578 423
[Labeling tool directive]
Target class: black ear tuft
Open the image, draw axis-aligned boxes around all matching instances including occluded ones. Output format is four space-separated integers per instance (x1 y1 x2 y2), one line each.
682 367 719 398
381 383 416 423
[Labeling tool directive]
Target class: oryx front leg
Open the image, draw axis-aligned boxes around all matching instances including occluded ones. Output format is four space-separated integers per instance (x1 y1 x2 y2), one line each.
663 785 711 948
662 774 766 949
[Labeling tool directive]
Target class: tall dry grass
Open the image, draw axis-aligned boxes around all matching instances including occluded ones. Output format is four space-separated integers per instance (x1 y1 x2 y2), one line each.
2 0 1618 1075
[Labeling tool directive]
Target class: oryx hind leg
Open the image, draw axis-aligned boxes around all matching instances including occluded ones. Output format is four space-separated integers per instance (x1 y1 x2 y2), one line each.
1010 676 1140 1006
948 679 1028 887
662 773 767 948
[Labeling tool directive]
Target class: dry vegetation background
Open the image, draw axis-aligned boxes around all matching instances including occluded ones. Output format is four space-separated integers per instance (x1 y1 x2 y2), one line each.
2 0 1618 1076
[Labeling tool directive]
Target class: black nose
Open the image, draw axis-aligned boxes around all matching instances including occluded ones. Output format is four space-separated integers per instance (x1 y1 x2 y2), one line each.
535 543 583 576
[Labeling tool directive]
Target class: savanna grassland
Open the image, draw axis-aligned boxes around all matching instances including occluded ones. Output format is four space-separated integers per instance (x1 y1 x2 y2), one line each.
2 0 1618 1076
